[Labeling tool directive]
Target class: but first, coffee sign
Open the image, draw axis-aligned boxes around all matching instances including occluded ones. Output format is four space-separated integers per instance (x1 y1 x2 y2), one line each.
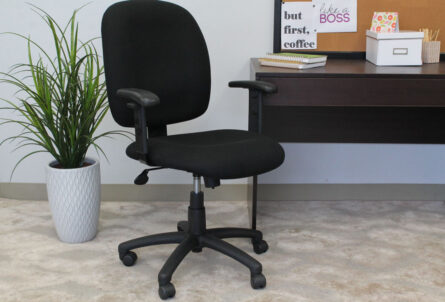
281 1 318 50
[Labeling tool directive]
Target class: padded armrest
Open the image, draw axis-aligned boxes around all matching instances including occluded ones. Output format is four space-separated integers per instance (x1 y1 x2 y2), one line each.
117 88 160 161
117 88 160 108
228 81 277 94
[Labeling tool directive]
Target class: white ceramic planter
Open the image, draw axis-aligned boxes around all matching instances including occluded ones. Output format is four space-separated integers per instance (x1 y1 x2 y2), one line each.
46 158 101 243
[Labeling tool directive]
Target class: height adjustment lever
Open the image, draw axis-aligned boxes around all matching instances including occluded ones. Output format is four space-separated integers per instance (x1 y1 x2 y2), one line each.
134 167 164 185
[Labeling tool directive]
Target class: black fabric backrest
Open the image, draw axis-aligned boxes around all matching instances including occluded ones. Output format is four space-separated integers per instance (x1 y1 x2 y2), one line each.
101 0 211 129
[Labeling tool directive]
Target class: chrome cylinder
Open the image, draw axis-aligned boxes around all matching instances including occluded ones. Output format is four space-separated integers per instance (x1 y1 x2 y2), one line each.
193 176 201 193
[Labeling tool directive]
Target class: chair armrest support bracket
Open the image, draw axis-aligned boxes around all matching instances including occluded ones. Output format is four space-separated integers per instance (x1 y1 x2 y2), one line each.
228 81 278 134
117 88 161 158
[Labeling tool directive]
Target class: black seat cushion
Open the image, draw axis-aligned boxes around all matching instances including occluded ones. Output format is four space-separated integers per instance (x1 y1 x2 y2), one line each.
126 130 285 179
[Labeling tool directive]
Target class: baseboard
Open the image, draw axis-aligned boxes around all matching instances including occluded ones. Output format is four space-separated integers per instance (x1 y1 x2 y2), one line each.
1 183 445 202
0 183 247 202
255 184 445 201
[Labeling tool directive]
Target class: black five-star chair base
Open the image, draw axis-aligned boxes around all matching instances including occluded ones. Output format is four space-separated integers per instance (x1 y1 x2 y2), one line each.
118 189 268 300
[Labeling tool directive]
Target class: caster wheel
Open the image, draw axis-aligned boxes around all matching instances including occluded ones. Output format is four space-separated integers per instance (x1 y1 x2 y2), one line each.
251 273 266 289
192 247 202 253
121 251 137 267
252 239 268 254
159 282 176 300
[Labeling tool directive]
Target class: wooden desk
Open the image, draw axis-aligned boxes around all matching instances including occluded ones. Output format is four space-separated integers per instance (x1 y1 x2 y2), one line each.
248 58 445 229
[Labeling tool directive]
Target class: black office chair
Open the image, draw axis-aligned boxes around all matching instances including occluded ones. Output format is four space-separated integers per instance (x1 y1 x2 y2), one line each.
102 1 285 299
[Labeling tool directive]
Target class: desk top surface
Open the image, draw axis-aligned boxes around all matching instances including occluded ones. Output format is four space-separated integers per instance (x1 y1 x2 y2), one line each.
251 58 445 78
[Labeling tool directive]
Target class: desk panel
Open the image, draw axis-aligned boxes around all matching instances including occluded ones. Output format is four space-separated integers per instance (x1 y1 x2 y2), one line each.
251 59 445 144
262 106 445 144
263 78 445 107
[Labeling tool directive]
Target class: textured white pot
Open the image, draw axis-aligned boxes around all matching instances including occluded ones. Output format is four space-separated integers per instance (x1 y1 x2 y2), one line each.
46 158 101 243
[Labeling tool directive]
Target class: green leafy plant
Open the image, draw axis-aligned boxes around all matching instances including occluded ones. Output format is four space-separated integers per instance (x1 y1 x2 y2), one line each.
0 6 128 175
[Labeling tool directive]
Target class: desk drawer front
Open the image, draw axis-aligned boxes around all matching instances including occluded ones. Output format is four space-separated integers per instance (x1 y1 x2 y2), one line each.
261 106 445 143
261 78 445 107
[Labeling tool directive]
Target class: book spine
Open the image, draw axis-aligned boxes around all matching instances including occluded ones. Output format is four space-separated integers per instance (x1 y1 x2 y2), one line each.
264 54 327 64
265 55 310 63
260 60 301 69
259 59 325 69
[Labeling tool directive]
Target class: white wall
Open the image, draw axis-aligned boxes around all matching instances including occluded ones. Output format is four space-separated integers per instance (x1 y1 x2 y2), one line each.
0 0 444 185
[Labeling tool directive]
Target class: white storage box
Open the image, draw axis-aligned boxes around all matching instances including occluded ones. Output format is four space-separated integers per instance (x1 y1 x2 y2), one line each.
366 30 424 66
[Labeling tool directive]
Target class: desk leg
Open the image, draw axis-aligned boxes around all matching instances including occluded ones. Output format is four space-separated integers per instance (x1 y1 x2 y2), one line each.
252 176 258 230
247 175 258 230
248 91 262 230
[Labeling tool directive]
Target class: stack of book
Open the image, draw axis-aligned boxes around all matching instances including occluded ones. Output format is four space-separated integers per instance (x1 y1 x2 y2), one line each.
259 53 327 69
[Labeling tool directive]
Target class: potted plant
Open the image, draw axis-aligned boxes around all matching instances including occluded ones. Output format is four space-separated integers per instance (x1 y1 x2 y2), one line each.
0 7 127 243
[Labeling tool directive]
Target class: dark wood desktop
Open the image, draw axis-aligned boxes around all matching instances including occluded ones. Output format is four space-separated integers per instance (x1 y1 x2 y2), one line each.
248 57 445 229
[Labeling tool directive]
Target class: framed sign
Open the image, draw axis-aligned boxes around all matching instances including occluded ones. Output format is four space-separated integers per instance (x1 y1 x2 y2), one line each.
281 1 318 50
313 0 357 33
